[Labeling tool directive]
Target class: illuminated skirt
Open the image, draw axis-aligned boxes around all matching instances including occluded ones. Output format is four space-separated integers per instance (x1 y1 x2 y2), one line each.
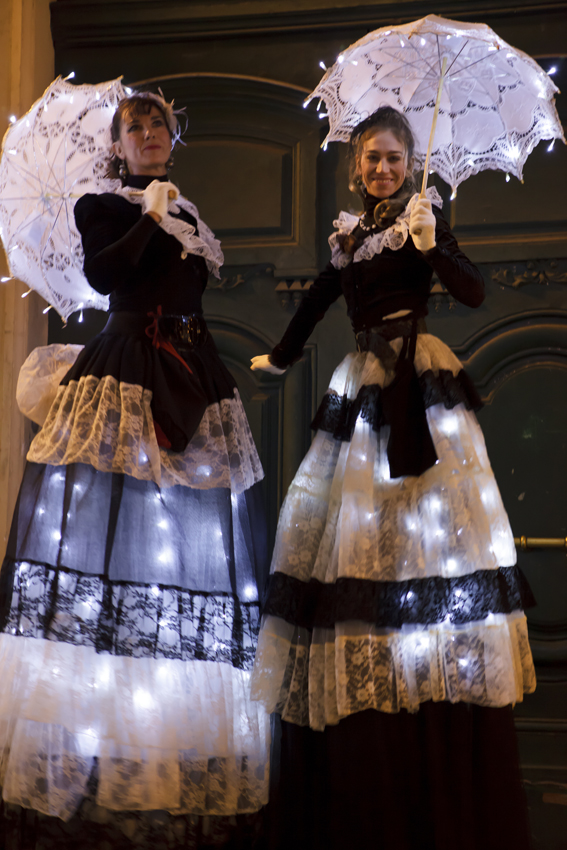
0 330 270 848
251 334 536 849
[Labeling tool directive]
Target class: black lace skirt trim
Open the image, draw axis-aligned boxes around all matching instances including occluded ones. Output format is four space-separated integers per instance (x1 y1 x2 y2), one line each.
0 772 267 850
310 368 482 441
0 559 259 670
262 566 535 630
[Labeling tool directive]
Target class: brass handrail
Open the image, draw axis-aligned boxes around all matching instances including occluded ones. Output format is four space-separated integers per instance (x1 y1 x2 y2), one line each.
514 536 567 551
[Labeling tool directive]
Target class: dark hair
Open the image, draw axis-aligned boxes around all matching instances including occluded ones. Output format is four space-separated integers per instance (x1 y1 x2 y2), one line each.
106 93 173 183
348 106 417 229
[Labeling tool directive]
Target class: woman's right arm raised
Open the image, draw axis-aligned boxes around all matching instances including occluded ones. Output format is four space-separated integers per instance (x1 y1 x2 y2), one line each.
74 182 178 295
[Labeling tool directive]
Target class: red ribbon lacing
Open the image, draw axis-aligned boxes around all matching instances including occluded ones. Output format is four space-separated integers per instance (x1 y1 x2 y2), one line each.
145 305 193 375
145 306 194 449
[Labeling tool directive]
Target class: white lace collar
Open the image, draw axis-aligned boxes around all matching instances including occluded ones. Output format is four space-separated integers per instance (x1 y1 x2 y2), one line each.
98 179 224 279
329 188 443 269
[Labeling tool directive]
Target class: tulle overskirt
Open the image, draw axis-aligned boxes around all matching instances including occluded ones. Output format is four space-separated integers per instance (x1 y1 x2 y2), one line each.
251 339 536 731
1 336 270 829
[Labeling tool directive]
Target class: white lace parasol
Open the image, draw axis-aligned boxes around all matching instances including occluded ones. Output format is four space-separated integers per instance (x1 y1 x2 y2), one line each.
307 14 565 192
0 76 127 320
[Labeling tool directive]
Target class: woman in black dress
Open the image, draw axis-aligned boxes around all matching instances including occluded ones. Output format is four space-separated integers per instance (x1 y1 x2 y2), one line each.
0 92 269 849
250 106 536 850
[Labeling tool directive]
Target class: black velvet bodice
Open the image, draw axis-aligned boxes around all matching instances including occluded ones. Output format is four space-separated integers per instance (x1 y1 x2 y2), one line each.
271 205 485 369
74 174 208 316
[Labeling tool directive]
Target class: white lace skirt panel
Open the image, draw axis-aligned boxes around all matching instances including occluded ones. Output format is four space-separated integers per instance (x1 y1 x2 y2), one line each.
251 612 536 731
26 375 263 493
0 634 270 819
271 402 516 585
16 343 85 427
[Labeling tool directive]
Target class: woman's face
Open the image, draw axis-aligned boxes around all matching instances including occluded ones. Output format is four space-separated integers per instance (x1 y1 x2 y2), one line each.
357 130 408 199
112 105 172 176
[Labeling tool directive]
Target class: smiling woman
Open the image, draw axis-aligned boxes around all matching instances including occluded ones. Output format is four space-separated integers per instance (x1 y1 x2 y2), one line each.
250 105 536 850
357 129 407 199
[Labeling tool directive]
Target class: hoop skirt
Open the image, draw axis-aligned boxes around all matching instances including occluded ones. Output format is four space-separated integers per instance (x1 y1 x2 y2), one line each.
0 325 270 848
251 333 536 849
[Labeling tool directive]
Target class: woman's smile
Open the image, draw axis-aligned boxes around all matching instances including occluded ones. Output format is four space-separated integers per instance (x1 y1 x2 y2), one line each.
357 129 408 199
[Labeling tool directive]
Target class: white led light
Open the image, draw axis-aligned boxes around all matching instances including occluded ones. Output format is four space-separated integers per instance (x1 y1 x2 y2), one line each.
42 305 52 314
8 115 16 124
134 688 154 709
337 54 344 64
319 61 327 70
243 584 257 600
67 71 75 79
2 276 13 283
548 66 557 75
125 86 133 95
446 558 457 573
505 173 510 182
151 585 160 596
547 139 555 152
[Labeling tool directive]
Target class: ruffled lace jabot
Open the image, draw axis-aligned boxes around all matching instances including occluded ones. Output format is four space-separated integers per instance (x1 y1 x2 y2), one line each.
98 176 224 279
330 187 443 270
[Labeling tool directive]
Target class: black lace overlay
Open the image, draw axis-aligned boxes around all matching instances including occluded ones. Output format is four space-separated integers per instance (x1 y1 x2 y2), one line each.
310 369 482 441
1 559 260 670
0 768 267 850
262 566 535 630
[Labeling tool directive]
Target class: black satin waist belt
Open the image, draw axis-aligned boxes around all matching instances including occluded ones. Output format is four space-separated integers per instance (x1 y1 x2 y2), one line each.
355 314 437 478
356 316 427 366
102 311 208 348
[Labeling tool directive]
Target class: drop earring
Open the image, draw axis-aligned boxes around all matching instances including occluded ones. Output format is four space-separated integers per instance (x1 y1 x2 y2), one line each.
118 160 128 180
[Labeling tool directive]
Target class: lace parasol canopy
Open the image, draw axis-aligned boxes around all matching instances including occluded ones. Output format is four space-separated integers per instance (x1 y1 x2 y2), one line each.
0 76 127 320
307 14 565 192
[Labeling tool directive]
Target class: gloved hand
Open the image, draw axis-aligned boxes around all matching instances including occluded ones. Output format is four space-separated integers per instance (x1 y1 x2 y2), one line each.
143 180 179 223
409 198 436 253
250 355 287 375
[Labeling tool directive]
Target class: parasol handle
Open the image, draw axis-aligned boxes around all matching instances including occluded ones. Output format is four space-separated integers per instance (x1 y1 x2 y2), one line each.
129 189 178 200
61 190 178 200
414 56 448 235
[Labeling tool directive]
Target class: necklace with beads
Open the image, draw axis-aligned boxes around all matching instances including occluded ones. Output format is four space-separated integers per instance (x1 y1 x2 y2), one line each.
358 213 379 233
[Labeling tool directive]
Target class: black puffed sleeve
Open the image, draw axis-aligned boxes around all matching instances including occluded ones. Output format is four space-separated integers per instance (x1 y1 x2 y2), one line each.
420 207 485 308
74 194 160 295
270 261 343 369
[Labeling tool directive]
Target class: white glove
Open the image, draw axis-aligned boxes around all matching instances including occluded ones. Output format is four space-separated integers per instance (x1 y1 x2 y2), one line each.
143 180 179 222
250 354 287 375
409 198 436 253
